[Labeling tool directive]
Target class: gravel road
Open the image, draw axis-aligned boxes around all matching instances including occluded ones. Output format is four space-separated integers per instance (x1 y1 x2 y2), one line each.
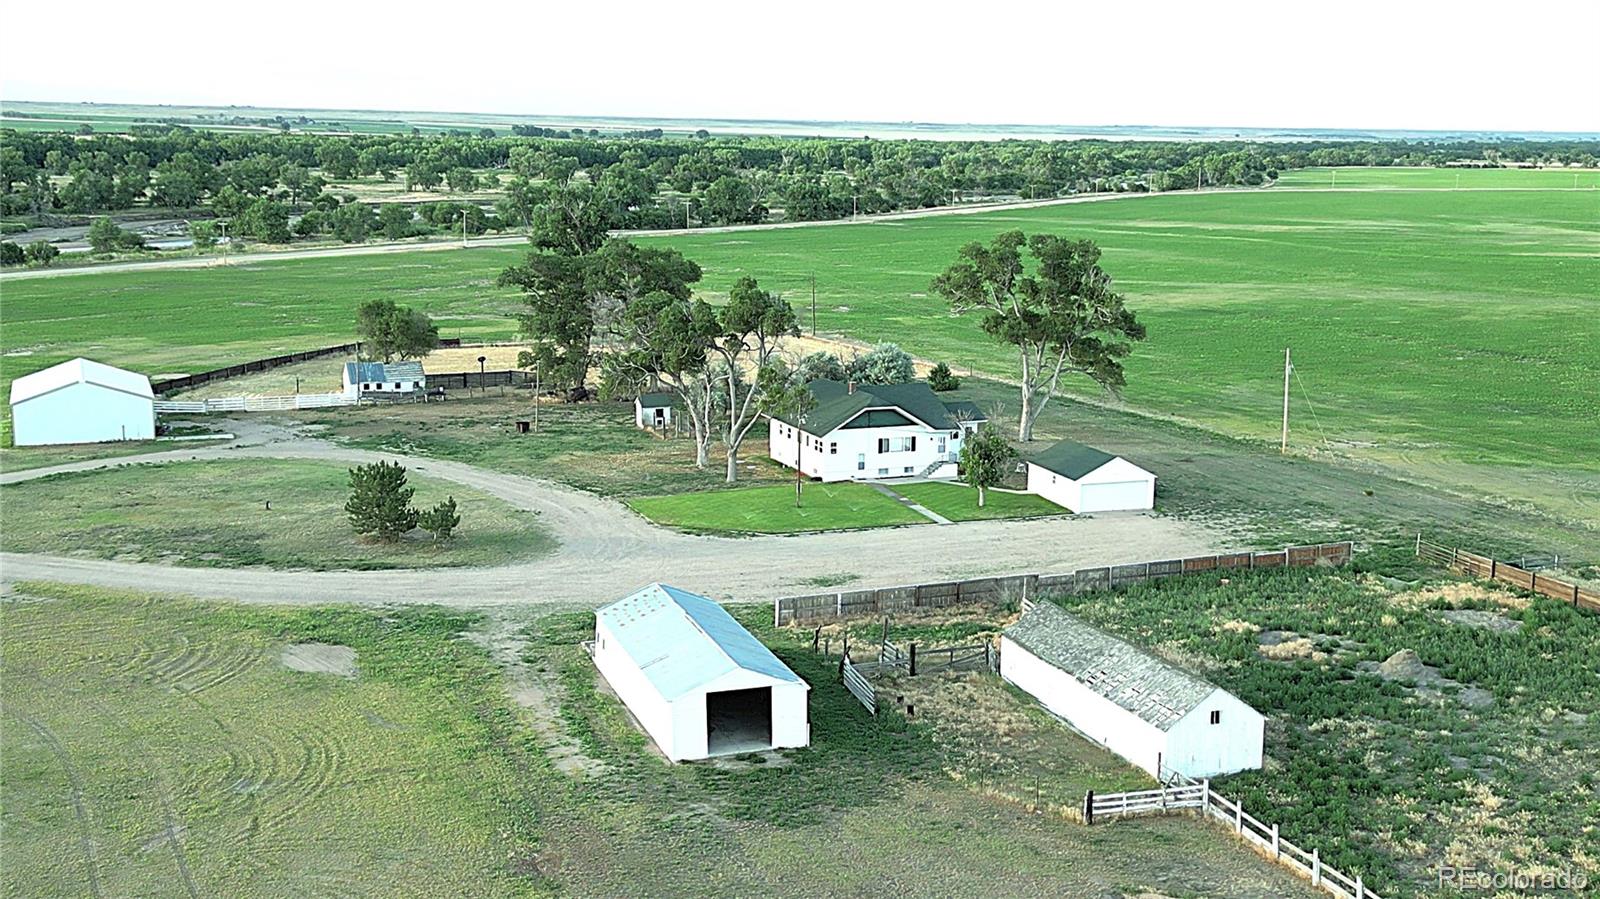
0 437 1227 608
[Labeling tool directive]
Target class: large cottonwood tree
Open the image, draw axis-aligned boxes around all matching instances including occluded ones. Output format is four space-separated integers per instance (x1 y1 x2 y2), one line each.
931 231 1145 441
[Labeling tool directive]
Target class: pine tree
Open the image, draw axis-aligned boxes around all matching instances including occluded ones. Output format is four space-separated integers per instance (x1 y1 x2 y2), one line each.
345 461 418 541
418 497 462 542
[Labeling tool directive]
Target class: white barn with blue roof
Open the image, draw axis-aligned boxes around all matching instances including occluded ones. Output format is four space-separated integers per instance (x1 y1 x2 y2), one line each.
593 584 810 761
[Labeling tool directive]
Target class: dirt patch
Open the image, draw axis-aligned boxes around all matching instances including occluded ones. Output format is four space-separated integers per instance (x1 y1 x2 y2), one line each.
280 643 357 677
1361 649 1495 709
1258 636 1325 662
467 614 605 778
1393 582 1530 611
1439 609 1522 633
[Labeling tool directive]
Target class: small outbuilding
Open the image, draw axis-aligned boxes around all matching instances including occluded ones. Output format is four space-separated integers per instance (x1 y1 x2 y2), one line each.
1001 601 1263 779
634 392 674 430
9 358 155 447
1026 439 1155 513
342 361 426 399
592 583 810 762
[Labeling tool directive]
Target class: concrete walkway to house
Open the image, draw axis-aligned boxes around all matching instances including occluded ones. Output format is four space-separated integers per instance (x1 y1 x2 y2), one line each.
865 482 953 525
0 426 1228 609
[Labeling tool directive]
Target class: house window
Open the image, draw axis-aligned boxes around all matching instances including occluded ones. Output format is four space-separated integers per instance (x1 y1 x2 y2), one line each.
857 453 865 471
877 467 888 476
413 381 422 388
903 466 913 474
374 382 383 390
908 436 916 451
1209 710 1221 725
393 382 401 389
877 437 889 453
829 442 837 455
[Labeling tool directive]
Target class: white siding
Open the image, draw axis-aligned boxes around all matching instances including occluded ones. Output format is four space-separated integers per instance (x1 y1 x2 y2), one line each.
635 401 672 429
12 382 155 447
1162 688 1265 778
768 414 965 483
1026 463 1079 511
770 683 811 749
1024 458 1155 513
592 619 680 759
1000 637 1167 777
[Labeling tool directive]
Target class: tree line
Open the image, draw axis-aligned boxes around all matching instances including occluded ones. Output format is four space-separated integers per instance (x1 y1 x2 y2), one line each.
4 126 1595 228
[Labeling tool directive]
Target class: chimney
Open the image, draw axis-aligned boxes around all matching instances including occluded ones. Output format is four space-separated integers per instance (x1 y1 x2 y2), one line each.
847 380 856 394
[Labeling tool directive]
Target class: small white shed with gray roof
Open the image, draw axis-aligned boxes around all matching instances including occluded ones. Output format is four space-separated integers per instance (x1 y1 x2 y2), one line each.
1001 601 1263 779
593 583 810 761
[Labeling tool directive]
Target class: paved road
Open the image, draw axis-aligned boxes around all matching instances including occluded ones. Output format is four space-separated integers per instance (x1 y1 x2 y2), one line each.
0 438 1226 608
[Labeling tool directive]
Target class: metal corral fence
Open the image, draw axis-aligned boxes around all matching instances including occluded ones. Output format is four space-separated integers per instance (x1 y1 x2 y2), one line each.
1417 536 1598 612
773 542 1354 626
154 392 355 414
841 654 877 715
148 337 467 395
1084 777 1384 899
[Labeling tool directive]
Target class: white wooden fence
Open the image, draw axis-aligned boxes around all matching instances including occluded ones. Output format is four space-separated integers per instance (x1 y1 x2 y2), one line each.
1084 777 1383 899
154 392 355 414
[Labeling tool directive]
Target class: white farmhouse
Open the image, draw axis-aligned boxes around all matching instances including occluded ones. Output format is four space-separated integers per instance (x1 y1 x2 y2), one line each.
767 379 986 482
634 392 674 430
342 361 426 399
1025 440 1156 513
9 358 155 447
1001 601 1264 779
592 583 810 762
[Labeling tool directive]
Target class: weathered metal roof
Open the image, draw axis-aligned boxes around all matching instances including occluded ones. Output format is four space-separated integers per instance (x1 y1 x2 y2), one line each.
596 584 806 701
10 358 153 405
1004 601 1221 731
772 379 980 435
1029 439 1118 480
344 361 425 383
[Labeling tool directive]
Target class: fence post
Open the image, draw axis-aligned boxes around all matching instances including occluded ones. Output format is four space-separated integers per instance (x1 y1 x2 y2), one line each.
909 643 917 677
1489 558 1496 580
1235 799 1243 833
1311 848 1321 887
836 592 843 618
1414 532 1422 557
1201 779 1210 817
1355 874 1364 899
1271 823 1280 858
1083 790 1094 825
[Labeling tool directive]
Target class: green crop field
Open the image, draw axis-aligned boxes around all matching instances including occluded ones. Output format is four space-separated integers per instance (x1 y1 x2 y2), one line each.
1 583 1318 897
0 459 553 570
1275 166 1600 189
4 173 1595 524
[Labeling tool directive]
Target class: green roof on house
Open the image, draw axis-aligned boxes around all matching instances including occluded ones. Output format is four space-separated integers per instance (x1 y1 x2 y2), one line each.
1029 439 1118 480
772 380 983 435
636 392 675 407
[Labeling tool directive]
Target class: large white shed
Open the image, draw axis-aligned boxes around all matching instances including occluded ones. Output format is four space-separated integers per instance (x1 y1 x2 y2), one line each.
593 583 810 762
9 358 155 447
1001 601 1263 780
1025 440 1156 513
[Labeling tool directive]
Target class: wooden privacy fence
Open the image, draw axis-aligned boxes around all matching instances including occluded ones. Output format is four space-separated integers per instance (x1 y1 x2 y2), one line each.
1417 536 1598 612
154 392 355 414
1085 778 1384 899
425 369 536 391
147 337 472 395
774 542 1354 625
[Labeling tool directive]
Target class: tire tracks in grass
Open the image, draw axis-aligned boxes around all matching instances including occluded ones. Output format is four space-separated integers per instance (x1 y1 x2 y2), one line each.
2 705 104 898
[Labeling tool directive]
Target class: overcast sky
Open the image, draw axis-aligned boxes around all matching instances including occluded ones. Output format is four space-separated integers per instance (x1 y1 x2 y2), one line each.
4 0 1597 133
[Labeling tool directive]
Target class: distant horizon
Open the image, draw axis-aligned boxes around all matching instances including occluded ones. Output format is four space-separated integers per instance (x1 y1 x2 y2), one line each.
6 98 1597 142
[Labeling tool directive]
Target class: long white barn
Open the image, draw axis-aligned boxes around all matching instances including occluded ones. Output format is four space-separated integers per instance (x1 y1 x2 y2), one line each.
1001 601 1264 780
592 584 810 762
767 379 985 482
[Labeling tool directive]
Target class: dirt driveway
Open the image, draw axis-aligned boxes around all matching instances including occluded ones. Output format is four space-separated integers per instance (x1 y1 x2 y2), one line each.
0 436 1227 608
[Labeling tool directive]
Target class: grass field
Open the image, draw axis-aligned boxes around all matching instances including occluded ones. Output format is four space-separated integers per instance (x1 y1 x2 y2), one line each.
628 481 929 533
0 435 228 473
2 583 1320 897
1275 166 1600 189
3 172 1595 523
889 482 1064 521
0 459 552 570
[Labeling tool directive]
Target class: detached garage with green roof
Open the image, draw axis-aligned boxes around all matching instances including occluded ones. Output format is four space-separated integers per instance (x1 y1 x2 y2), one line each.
1026 440 1155 513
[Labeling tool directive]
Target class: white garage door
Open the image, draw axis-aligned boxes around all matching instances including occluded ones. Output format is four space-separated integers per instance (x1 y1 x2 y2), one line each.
1077 480 1150 512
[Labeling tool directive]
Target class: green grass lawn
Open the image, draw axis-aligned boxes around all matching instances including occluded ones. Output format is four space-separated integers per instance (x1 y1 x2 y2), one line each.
0 458 553 570
890 481 1065 521
628 481 929 533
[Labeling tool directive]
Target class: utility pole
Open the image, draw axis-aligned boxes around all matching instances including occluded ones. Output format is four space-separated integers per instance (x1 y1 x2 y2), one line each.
810 273 817 336
1281 347 1292 454
533 367 540 434
684 199 691 230
852 194 859 219
220 220 229 266
461 209 468 248
795 414 805 507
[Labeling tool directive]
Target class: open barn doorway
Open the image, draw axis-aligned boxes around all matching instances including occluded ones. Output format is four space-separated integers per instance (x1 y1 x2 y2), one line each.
706 687 772 755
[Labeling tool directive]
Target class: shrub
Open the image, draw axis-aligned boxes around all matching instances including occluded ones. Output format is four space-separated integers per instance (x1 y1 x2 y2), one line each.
795 351 846 382
0 241 22 267
419 497 461 541
846 342 914 385
927 362 961 391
